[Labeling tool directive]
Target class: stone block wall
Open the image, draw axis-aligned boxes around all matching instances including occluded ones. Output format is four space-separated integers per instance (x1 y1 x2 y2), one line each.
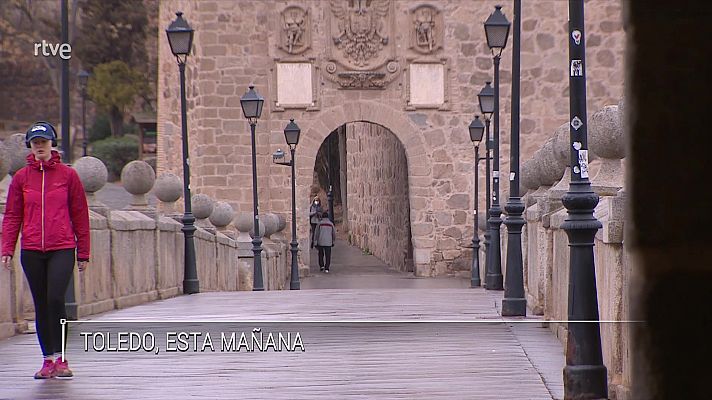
345 122 411 273
156 0 625 276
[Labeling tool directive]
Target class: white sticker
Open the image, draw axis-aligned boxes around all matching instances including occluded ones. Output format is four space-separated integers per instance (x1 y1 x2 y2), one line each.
573 141 582 150
573 166 581 174
509 172 516 181
570 59 583 77
578 149 589 178
571 116 583 130
474 210 477 215
493 171 499 178
572 30 582 45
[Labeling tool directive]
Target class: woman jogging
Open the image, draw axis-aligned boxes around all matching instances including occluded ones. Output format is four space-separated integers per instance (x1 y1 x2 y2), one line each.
1 121 90 379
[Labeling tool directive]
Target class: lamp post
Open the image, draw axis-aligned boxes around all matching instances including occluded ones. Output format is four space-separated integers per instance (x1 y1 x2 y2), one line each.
77 70 90 157
240 85 266 291
502 0 526 317
327 137 334 223
468 116 485 288
273 119 302 290
483 5 510 291
478 81 494 289
166 11 199 294
562 1 607 397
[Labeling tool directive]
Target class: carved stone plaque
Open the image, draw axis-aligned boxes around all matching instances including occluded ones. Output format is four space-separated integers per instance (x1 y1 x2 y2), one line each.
277 63 313 106
279 6 310 55
410 5 443 54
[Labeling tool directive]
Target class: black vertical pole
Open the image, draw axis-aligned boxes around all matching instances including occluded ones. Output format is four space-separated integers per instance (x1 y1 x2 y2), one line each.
61 0 77 320
251 122 265 291
483 118 491 288
179 62 199 294
502 0 526 316
562 1 607 398
81 93 87 157
289 146 300 290
471 145 481 288
486 55 503 291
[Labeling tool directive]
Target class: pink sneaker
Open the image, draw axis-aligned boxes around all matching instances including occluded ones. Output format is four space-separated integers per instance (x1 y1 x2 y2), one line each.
54 358 73 378
34 359 56 379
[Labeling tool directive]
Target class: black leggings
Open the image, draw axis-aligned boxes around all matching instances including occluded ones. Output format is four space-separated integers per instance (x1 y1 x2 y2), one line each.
21 249 75 356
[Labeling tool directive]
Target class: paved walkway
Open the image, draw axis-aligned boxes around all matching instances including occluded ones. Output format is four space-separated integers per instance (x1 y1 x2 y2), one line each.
0 241 565 400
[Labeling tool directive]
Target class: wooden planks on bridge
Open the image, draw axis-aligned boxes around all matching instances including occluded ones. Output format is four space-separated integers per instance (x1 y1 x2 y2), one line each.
0 289 564 399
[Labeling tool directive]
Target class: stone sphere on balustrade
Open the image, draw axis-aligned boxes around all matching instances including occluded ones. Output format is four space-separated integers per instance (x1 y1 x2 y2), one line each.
0 141 11 179
262 213 279 238
121 160 155 195
73 156 108 193
589 105 624 160
209 201 235 228
154 173 183 203
192 194 214 220
234 212 253 233
6 133 28 175
552 123 571 166
537 138 566 186
520 158 540 192
276 213 287 233
249 220 266 239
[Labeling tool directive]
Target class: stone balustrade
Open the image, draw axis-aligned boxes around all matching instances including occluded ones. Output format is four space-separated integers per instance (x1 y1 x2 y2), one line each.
520 102 629 399
0 157 290 341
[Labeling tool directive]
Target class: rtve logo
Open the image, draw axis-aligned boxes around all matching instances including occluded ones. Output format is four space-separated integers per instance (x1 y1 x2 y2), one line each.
33 40 72 60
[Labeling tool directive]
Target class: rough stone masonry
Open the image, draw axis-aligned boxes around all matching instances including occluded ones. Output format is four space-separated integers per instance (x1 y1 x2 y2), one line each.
156 0 624 276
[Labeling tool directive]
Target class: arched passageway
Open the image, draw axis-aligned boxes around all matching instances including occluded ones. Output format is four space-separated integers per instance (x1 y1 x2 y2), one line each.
311 122 414 274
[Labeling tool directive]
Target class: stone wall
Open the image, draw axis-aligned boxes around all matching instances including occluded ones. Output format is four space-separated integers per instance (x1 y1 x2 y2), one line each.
156 0 625 276
345 122 411 272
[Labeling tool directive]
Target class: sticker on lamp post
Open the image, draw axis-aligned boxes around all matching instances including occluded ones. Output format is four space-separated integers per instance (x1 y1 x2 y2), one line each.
572 30 582 45
571 116 583 130
570 60 583 77
578 149 589 179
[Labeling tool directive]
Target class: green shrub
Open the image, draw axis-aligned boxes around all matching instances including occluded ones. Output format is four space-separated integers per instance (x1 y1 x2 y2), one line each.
91 135 139 181
88 113 112 142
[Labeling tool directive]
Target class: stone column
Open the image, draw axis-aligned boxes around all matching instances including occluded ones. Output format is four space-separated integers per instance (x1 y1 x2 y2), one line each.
73 156 109 217
121 160 156 218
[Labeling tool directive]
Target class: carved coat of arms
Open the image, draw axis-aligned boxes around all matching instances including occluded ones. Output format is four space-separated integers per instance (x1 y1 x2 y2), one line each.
330 0 390 69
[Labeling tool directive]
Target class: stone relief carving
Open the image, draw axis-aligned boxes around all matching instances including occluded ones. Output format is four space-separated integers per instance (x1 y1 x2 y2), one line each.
410 5 443 54
280 6 310 54
325 0 400 89
330 0 390 67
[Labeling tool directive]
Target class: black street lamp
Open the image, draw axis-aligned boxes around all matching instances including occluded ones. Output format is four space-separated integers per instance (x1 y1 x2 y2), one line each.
478 81 495 289
562 1 607 397
166 11 199 294
240 85 266 291
468 116 485 288
327 137 334 223
502 0 527 317
77 70 90 157
483 5 510 291
273 119 302 290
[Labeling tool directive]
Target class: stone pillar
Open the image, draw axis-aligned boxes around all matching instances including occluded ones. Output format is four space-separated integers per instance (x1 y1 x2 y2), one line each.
192 194 215 232
73 156 109 217
271 213 288 243
121 160 156 218
154 173 183 220
589 103 625 196
1 134 29 213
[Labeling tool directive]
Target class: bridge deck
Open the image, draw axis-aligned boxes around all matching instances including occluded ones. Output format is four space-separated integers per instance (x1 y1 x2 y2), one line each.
0 240 565 399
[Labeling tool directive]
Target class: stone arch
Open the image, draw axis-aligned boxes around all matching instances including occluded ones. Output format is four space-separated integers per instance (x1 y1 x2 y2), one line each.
293 102 431 276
